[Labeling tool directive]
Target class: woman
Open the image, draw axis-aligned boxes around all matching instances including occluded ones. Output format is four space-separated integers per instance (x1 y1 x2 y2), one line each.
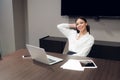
57 17 94 56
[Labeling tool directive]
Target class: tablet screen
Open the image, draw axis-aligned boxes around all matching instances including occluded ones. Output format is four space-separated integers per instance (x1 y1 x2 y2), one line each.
79 60 97 68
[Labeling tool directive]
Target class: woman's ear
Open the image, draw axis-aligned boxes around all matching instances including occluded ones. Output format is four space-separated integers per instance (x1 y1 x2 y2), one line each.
85 23 88 26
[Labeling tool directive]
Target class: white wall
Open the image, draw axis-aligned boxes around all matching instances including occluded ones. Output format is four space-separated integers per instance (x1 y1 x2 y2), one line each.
0 0 26 56
27 0 120 47
69 18 120 42
90 19 120 42
27 0 68 46
13 0 26 50
0 0 15 56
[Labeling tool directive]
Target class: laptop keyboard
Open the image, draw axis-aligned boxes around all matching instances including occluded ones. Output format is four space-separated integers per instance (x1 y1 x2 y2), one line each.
48 58 56 63
47 54 63 64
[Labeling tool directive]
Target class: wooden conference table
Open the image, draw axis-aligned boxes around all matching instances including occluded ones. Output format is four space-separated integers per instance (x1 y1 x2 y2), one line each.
0 49 120 80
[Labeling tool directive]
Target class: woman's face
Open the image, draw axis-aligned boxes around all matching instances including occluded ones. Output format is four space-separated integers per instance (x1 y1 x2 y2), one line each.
76 19 87 32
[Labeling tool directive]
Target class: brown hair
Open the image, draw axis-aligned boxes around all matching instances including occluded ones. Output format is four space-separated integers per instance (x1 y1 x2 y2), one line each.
75 17 90 34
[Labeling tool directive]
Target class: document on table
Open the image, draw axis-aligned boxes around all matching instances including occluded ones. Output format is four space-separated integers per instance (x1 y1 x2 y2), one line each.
60 59 97 71
60 59 84 71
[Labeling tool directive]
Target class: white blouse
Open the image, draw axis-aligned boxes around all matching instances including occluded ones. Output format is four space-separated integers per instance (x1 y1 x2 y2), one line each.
57 23 94 56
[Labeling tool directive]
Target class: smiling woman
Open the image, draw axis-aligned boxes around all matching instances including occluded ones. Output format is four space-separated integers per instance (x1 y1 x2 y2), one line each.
75 17 90 34
57 17 94 57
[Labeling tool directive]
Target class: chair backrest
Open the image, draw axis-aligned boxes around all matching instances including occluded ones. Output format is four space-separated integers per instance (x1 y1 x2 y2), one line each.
62 41 68 54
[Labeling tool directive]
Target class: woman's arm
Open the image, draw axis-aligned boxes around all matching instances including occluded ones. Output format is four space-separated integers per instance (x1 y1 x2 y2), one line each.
57 23 76 37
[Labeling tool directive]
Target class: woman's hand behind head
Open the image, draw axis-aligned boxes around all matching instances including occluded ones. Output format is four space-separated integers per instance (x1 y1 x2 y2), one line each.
69 23 76 29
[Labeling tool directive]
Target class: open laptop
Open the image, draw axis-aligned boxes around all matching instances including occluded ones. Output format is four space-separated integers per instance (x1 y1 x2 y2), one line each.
26 44 63 65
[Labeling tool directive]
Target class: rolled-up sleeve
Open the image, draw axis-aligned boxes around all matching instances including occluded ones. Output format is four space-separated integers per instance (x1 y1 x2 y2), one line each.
57 23 72 38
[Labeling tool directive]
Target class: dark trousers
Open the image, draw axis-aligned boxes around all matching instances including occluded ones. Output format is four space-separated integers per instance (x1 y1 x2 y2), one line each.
67 51 76 55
